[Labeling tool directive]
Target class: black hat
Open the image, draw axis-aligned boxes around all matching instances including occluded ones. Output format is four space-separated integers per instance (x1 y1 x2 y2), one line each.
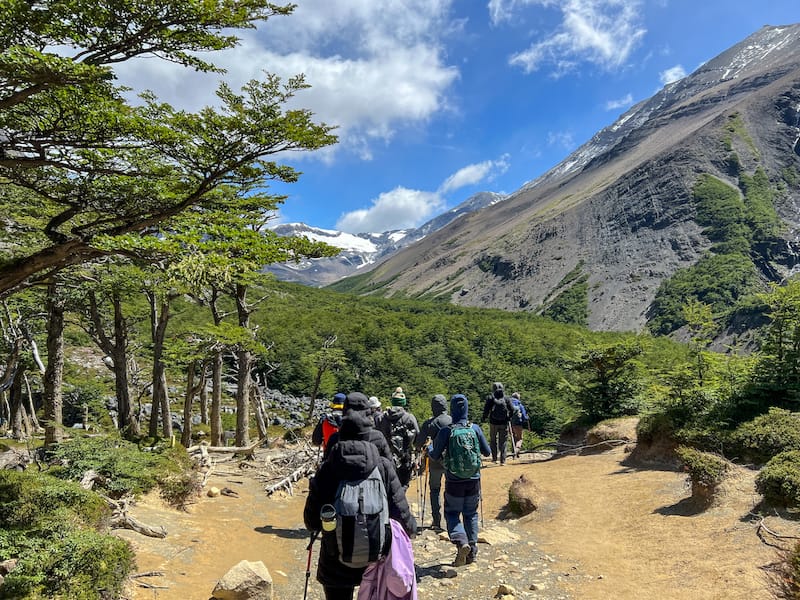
344 392 370 412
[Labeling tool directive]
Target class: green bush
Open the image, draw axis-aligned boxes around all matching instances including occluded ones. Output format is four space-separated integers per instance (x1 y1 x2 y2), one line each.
676 445 729 504
756 450 800 507
731 408 800 464
49 435 194 500
0 471 135 599
636 412 676 445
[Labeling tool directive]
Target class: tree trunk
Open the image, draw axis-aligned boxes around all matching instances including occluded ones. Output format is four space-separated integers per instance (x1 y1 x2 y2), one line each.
147 292 172 439
210 350 223 447
233 284 252 447
10 371 31 439
181 361 196 447
251 386 267 441
43 280 65 447
112 291 138 436
199 374 209 425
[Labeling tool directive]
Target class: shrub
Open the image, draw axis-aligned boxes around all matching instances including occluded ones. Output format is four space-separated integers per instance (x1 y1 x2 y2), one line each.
756 450 800 507
0 471 135 599
731 408 800 464
636 412 676 445
767 541 800 599
676 445 730 504
49 435 197 502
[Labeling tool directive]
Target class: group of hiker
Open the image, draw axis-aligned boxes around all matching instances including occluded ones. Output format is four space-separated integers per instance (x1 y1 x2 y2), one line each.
303 383 530 600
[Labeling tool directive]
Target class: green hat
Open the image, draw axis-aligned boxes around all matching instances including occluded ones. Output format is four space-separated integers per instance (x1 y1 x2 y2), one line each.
391 386 406 406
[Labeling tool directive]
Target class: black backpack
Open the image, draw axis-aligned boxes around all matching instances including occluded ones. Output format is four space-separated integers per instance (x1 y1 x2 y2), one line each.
490 395 510 422
387 412 414 468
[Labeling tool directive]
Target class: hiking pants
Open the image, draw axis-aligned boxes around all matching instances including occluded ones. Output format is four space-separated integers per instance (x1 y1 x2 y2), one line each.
428 462 445 526
489 423 509 463
444 478 481 557
511 424 524 453
323 586 354 600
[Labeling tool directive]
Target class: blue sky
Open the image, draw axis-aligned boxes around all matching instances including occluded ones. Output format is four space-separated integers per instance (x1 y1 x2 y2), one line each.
115 1 800 233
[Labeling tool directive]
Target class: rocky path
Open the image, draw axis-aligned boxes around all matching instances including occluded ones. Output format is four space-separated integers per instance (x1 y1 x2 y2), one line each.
120 446 795 600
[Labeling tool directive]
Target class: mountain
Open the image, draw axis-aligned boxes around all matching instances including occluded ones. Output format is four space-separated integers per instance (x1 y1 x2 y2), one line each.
331 24 800 335
267 191 505 286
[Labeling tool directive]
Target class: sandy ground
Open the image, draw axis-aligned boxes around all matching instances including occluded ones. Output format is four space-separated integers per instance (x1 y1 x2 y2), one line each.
120 447 796 600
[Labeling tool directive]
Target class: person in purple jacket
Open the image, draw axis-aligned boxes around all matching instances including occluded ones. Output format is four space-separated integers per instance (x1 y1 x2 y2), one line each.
427 393 491 567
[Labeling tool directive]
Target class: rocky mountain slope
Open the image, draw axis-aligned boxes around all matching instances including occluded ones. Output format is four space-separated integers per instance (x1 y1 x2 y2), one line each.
333 24 800 332
267 191 505 287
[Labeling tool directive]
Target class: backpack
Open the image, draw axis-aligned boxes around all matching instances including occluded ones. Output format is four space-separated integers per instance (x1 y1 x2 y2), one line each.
510 400 524 425
443 425 481 479
387 414 414 469
333 460 390 568
321 414 341 450
489 396 510 422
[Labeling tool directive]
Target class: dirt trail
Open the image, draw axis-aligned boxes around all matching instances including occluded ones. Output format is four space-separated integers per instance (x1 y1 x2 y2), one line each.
121 448 794 600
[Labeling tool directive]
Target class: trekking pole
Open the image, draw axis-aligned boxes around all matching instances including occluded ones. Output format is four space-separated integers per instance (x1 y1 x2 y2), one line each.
420 451 429 527
303 529 320 600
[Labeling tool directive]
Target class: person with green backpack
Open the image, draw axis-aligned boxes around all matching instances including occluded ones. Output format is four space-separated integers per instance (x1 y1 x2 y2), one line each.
427 393 491 567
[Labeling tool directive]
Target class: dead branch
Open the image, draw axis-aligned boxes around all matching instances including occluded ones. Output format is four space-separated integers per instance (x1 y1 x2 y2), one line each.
187 438 263 456
264 462 315 496
103 495 167 538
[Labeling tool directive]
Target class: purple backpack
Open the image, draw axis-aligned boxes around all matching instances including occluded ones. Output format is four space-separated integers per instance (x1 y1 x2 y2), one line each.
357 519 417 600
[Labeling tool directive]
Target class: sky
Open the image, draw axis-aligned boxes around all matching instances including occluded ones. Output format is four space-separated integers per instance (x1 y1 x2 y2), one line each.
114 0 800 234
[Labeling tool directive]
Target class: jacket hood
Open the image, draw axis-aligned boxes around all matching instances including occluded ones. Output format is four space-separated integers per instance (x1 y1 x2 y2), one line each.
492 382 505 399
338 410 375 439
450 394 468 423
431 394 447 416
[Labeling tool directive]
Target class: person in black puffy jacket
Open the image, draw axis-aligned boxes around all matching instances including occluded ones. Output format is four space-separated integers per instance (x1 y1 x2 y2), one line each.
304 392 417 600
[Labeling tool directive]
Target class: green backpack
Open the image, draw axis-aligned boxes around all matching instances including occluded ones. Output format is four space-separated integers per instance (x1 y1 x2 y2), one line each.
443 424 481 479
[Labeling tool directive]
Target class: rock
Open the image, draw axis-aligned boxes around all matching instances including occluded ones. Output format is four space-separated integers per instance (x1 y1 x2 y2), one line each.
478 525 520 545
212 560 273 600
506 474 539 516
208 486 221 497
0 559 17 575
496 583 516 595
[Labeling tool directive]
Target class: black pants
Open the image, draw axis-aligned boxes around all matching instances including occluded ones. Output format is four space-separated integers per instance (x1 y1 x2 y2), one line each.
324 586 355 600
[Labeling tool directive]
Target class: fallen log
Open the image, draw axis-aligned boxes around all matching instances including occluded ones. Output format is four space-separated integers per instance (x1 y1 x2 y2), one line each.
187 439 263 456
265 463 315 496
103 495 167 539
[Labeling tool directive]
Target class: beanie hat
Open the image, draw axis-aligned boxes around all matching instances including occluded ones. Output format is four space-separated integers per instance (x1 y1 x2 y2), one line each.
368 396 381 410
344 392 369 412
512 392 520 399
391 386 406 406
331 392 346 410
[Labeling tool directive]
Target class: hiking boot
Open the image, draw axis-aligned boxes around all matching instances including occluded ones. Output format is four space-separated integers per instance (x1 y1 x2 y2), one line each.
431 519 443 532
453 544 471 567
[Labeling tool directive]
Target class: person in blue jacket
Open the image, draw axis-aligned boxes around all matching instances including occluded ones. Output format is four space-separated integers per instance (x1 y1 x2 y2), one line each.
427 393 491 567
509 391 529 455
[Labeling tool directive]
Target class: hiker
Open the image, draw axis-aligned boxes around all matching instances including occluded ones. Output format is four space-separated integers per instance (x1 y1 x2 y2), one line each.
509 391 529 455
379 387 419 488
312 392 345 453
323 392 393 462
368 395 384 430
481 382 515 464
304 395 417 600
413 393 452 530
427 393 491 566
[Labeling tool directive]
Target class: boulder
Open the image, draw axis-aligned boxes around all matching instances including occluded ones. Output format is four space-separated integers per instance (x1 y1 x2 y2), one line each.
507 474 539 516
212 560 272 600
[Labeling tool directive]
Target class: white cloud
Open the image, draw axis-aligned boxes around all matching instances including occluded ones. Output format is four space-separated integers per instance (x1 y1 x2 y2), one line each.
547 130 575 149
336 187 444 233
605 93 633 110
491 0 646 75
113 0 459 160
438 155 510 194
660 64 687 86
336 155 509 232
